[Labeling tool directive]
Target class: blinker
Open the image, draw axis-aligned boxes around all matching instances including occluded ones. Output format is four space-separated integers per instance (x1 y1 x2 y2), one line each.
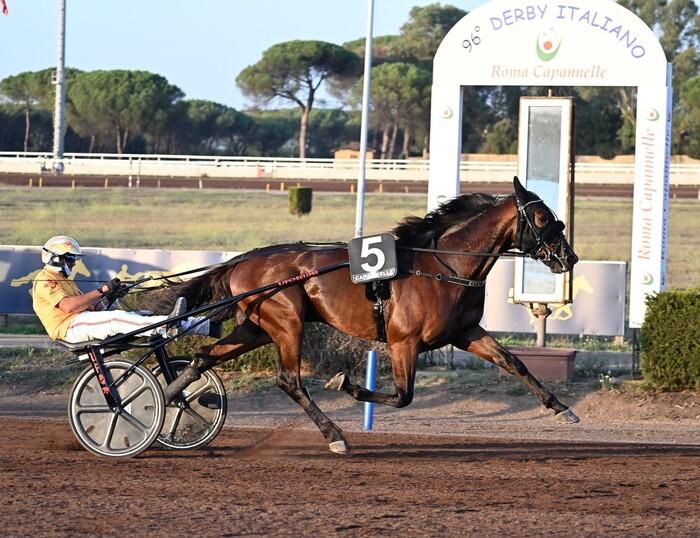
541 220 564 242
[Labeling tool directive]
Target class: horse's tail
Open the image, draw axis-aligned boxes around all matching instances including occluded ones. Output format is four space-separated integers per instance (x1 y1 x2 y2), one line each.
145 260 239 318
173 264 234 306
140 243 312 318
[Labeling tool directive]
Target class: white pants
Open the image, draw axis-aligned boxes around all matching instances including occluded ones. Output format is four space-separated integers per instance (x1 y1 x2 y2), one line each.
64 310 210 343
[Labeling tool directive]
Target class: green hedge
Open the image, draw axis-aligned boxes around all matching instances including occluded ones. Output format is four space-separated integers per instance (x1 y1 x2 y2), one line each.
289 187 312 216
640 289 700 391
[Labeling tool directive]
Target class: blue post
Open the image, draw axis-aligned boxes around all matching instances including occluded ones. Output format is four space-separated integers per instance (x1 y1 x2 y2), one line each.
362 350 377 431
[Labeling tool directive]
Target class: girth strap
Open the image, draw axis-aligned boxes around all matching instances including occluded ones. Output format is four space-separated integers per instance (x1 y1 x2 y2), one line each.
373 301 387 343
365 280 390 343
410 269 485 288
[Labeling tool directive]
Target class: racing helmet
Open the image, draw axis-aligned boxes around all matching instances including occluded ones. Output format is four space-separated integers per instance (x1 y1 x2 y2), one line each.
41 235 84 267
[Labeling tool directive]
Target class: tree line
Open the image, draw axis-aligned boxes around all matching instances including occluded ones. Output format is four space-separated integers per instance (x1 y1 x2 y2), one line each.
1 2 699 159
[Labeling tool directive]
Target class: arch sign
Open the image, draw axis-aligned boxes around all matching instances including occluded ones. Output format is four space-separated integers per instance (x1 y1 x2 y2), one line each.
428 0 671 328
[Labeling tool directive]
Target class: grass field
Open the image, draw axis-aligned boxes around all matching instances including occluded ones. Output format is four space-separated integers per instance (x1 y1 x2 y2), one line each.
0 187 698 289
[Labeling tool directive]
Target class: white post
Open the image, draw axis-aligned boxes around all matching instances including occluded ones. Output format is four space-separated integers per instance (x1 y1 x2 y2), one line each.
353 0 374 238
52 0 67 173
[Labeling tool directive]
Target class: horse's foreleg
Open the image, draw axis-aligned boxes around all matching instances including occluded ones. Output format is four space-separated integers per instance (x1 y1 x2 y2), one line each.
453 326 579 423
325 340 417 409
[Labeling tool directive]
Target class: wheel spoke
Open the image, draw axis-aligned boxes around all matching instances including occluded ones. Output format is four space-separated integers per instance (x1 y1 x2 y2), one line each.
183 407 211 429
166 407 184 436
120 379 149 407
119 409 150 433
75 403 112 414
99 413 119 449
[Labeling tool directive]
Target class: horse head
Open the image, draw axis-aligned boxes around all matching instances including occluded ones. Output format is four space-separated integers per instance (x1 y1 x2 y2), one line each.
512 176 578 274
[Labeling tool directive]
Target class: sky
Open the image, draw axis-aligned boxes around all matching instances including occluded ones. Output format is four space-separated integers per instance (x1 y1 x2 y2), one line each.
0 0 486 110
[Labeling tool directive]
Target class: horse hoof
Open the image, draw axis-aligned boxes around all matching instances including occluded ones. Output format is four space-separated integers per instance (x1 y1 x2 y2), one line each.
555 408 580 424
329 440 351 455
324 373 347 391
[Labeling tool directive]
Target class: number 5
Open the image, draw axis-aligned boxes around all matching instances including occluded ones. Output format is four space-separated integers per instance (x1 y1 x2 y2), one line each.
360 236 385 272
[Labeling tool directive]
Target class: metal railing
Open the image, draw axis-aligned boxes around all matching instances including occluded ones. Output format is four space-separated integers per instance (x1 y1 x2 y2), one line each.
0 151 698 185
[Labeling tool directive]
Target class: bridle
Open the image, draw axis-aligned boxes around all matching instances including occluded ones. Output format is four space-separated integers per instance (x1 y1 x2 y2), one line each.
515 196 567 265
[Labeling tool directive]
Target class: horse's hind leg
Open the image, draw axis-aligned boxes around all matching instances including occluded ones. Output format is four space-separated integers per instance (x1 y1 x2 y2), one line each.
163 319 271 404
195 318 273 368
325 340 417 408
272 331 351 455
454 326 580 423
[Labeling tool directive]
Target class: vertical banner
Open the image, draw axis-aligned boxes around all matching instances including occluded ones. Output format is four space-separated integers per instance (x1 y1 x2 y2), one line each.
629 73 672 328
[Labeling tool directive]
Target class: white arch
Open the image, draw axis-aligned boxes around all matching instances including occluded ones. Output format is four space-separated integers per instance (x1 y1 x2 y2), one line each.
428 0 671 328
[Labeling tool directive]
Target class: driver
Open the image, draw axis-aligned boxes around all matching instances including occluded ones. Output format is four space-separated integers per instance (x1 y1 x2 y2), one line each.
32 235 218 343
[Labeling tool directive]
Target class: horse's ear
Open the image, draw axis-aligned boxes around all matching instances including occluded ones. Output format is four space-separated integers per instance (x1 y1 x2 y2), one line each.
513 176 527 199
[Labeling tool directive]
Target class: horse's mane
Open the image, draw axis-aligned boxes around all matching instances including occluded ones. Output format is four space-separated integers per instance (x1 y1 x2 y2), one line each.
392 193 507 248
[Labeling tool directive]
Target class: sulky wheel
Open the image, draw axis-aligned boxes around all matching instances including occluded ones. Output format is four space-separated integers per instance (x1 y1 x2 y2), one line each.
68 359 165 458
152 358 227 450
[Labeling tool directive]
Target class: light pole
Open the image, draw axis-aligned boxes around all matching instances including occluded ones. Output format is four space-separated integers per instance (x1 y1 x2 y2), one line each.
52 0 66 173
354 0 378 432
353 0 374 238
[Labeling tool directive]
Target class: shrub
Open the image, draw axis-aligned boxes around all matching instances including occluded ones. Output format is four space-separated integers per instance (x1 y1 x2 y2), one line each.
640 289 700 391
288 186 312 216
302 323 388 376
162 320 383 377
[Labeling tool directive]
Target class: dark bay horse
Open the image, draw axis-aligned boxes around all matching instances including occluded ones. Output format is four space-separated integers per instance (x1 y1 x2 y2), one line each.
162 176 580 454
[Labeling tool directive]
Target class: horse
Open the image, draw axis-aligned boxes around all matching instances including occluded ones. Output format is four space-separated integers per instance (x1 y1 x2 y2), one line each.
159 176 580 454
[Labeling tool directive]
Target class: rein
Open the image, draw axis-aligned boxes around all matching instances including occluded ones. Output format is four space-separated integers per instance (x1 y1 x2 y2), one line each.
399 246 531 259
409 269 485 288
12 263 230 285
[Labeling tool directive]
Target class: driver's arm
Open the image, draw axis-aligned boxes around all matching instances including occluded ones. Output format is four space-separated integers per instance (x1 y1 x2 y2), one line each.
57 284 110 314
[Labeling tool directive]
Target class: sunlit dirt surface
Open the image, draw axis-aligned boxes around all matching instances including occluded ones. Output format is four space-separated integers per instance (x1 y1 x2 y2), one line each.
1 417 698 537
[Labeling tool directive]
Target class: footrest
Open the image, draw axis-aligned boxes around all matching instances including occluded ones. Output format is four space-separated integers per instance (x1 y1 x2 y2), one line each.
55 339 107 352
56 334 135 352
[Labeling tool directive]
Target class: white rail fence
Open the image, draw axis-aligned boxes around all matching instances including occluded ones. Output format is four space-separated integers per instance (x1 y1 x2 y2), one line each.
1 152 699 185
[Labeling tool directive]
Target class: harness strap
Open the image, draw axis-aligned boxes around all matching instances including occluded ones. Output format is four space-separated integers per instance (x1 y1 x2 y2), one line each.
516 197 542 251
410 269 485 288
430 238 459 276
365 280 390 343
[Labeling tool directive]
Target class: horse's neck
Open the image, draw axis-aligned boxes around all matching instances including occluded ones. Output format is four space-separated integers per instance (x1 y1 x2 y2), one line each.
437 201 516 280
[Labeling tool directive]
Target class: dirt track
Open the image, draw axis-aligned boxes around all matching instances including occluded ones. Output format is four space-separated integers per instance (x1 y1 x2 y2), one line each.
2 376 699 536
2 414 699 536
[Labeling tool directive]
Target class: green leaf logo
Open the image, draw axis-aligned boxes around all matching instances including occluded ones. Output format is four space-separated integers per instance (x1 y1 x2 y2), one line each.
536 29 561 62
647 109 660 121
641 272 654 286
